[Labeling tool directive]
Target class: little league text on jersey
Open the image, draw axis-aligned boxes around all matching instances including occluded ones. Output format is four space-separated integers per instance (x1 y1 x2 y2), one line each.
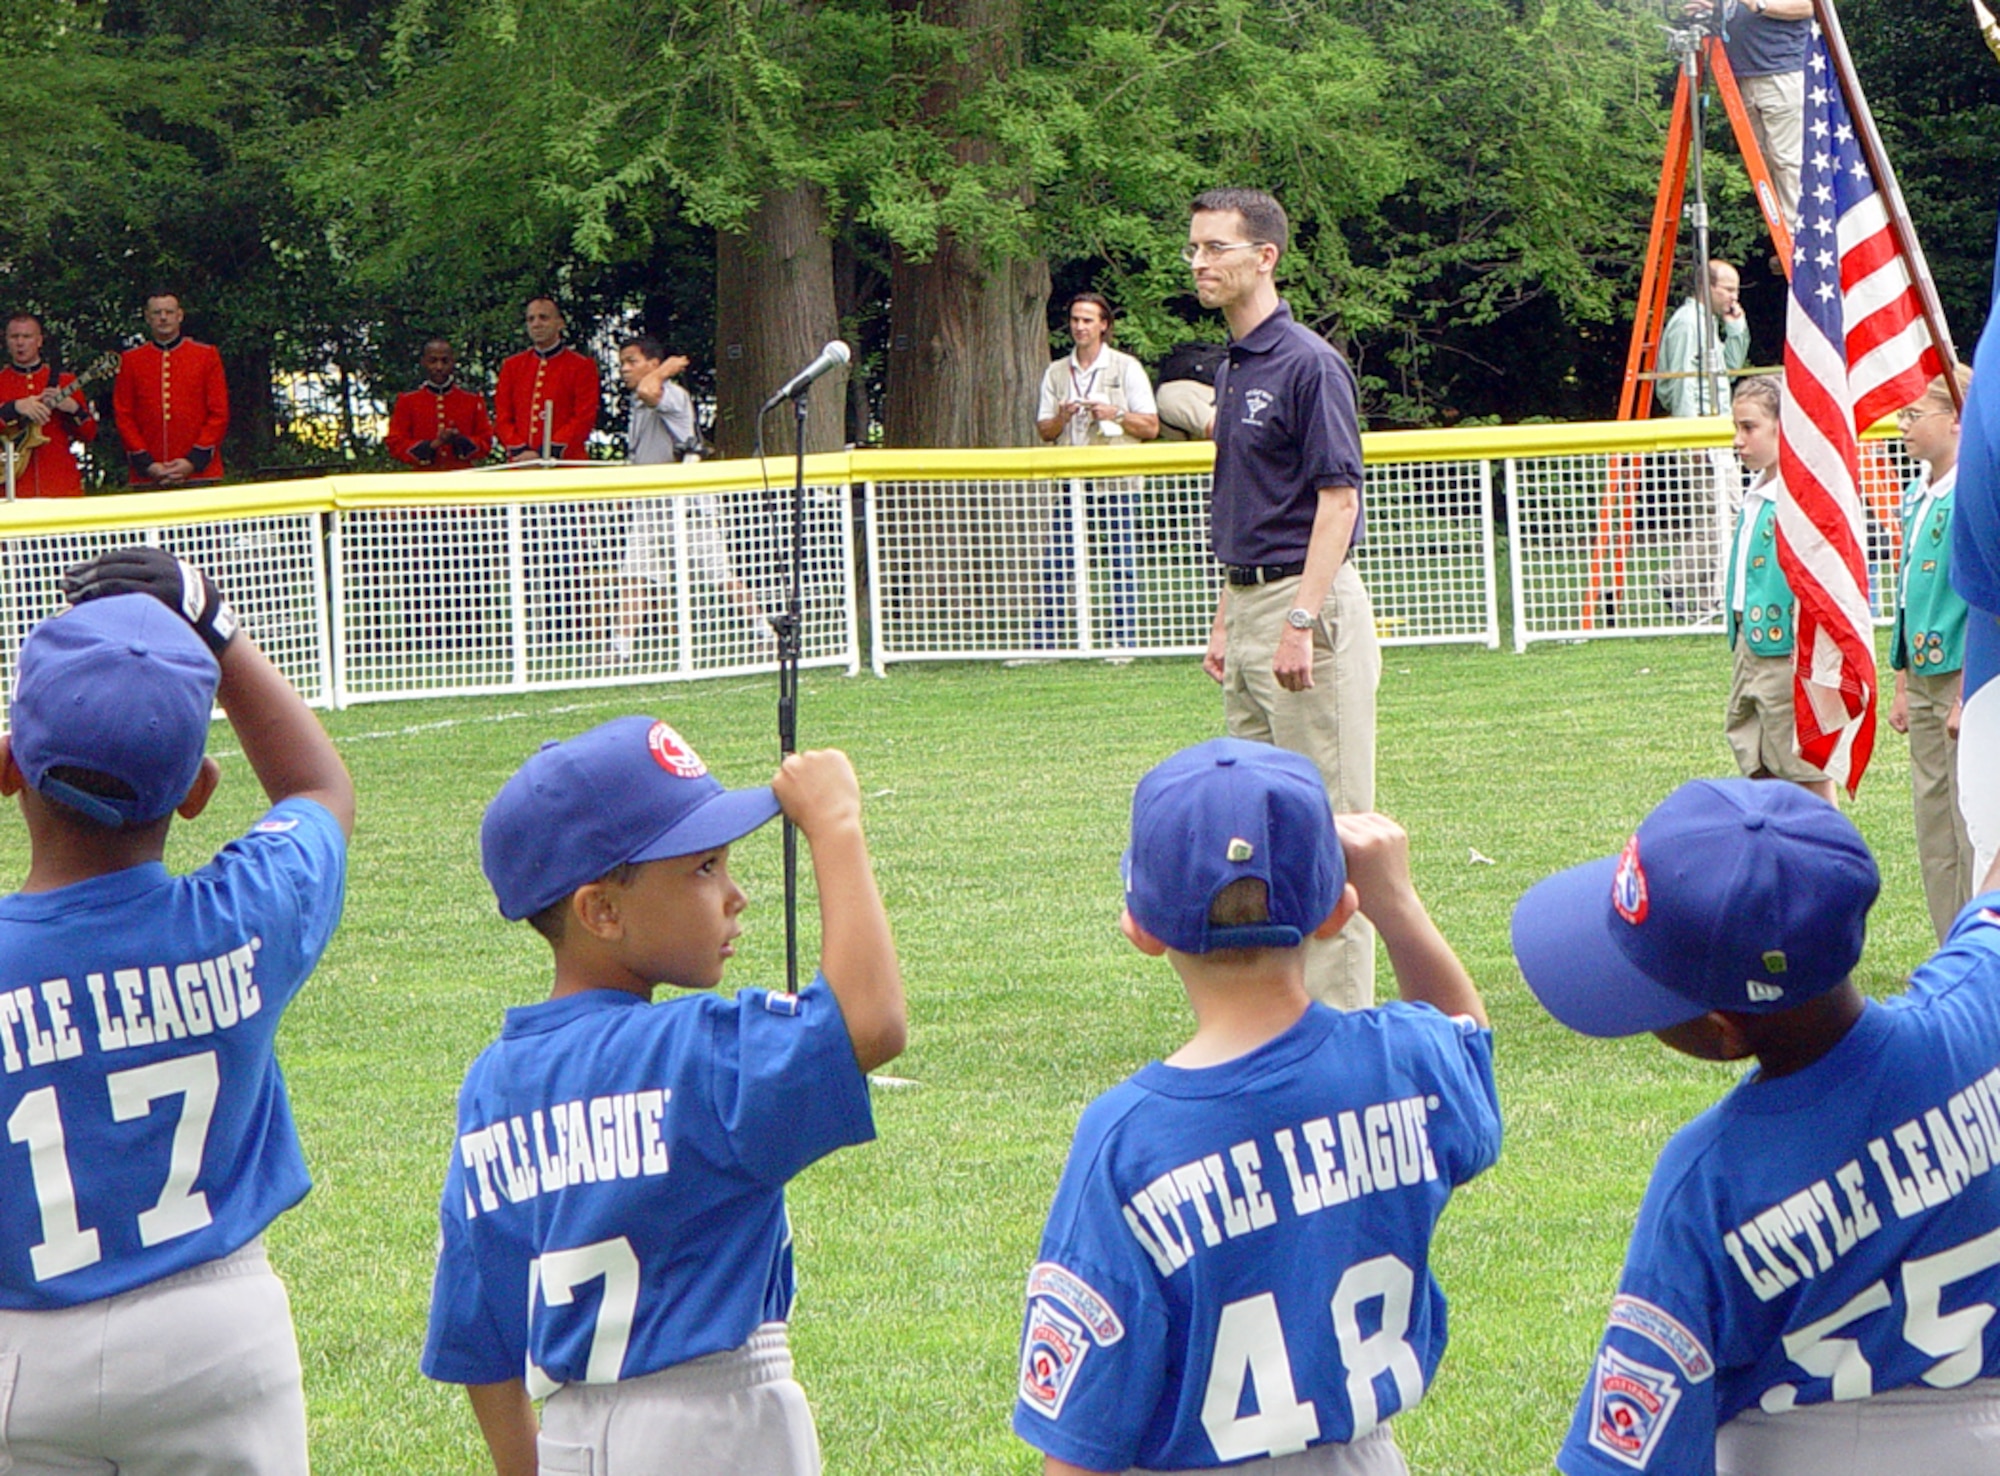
1725 1063 2000 1301
1125 1093 1442 1277
457 1090 673 1217
0 940 266 1072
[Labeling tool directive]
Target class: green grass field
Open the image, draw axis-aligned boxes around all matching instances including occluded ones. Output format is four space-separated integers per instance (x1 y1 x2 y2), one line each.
2 635 1950 1474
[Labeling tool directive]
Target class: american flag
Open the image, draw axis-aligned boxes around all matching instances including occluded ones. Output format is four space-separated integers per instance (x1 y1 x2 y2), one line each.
1775 22 1946 794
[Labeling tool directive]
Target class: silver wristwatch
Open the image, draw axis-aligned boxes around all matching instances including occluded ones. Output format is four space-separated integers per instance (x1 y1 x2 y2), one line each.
1285 607 1315 631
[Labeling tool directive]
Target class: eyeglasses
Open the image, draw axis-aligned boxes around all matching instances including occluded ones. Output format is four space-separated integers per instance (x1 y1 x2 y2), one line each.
1180 240 1264 265
1896 405 1947 430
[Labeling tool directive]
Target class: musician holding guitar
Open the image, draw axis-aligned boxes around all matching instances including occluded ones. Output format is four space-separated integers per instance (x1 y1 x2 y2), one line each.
387 338 493 470
0 314 107 499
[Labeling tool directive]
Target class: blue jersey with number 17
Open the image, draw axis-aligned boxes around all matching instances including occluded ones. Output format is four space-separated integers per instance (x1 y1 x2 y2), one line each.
0 798 347 1310
422 975 873 1392
1560 897 2000 1476
1013 1001 1501 1473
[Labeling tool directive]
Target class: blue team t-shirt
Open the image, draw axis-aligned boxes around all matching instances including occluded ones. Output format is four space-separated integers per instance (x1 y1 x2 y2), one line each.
1013 1001 1501 1473
0 797 347 1310
1560 896 2000 1475
422 974 873 1391
1209 301 1368 568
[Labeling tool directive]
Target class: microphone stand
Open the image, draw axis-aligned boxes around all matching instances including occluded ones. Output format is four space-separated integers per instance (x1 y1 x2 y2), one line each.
770 389 811 995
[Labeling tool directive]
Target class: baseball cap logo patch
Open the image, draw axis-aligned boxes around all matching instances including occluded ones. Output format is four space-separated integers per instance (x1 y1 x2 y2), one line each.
646 721 707 779
1612 835 1648 925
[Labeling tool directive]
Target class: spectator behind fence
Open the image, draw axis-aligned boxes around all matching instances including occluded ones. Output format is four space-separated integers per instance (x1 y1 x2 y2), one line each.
387 338 493 471
1722 375 1835 802
1890 365 1978 943
1152 340 1225 442
494 296 599 463
113 291 228 488
1034 293 1159 652
0 313 99 498
1655 259 1750 619
1192 186 1380 1011
609 338 770 665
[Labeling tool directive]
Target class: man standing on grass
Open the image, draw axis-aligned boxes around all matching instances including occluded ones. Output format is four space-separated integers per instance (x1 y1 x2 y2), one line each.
113 291 228 488
1191 186 1379 1010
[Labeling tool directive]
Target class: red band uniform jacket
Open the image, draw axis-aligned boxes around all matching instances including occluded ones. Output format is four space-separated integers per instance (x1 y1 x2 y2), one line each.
388 381 495 470
113 337 229 486
493 346 598 461
0 365 98 497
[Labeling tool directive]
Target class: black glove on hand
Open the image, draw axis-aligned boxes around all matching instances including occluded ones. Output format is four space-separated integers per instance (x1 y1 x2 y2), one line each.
61 546 240 655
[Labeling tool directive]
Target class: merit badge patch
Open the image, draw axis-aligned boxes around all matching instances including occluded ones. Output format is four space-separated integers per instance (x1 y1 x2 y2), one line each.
1019 1262 1124 1421
646 721 707 779
1587 1346 1681 1470
1612 834 1648 925
1606 1296 1713 1382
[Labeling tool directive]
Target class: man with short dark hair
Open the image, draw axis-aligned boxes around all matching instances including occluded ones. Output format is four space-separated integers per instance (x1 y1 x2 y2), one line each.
112 293 228 488
493 297 598 462
1191 186 1379 1011
0 314 99 498
387 339 493 470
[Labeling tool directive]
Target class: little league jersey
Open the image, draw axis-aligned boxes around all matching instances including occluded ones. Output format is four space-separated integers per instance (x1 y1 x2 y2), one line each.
1014 1002 1501 1473
0 798 347 1309
1560 896 2000 1475
422 975 873 1392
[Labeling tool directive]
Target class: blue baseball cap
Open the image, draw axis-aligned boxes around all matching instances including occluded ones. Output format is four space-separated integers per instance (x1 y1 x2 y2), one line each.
482 716 780 920
10 594 219 829
1511 779 1879 1038
1124 738 1346 954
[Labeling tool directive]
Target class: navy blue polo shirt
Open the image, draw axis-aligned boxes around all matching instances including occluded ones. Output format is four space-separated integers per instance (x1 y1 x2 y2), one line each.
1723 6 1808 77
1209 301 1366 567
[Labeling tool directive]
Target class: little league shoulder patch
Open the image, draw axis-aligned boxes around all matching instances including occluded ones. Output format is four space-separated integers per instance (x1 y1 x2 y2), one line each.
1019 1262 1124 1421
1587 1346 1682 1470
1606 1296 1713 1383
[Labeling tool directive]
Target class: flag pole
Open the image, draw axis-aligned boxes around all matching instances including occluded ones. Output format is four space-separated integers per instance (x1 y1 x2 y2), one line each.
1811 0 1964 412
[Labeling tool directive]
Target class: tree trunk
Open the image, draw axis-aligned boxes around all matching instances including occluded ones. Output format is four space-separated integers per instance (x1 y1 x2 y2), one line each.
883 238 1048 448
713 183 844 458
880 0 1048 449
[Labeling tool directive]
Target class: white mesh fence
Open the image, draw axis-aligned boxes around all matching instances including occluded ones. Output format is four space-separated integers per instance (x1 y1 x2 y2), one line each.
0 431 1926 716
331 484 856 703
1506 438 1917 650
865 462 1496 670
0 515 330 709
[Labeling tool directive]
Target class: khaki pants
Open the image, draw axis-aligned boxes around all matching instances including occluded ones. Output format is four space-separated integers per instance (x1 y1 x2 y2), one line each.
1725 644 1830 785
1222 562 1380 1009
1908 668 1974 942
1739 70 1804 227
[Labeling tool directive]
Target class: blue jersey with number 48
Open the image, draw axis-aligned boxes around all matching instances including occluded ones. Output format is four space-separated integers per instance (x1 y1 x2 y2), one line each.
1013 1001 1500 1473
1560 897 2000 1475
422 975 873 1391
0 798 347 1309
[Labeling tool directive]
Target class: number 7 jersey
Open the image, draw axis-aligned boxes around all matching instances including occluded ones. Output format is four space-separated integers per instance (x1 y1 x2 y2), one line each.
0 799 347 1308
1560 900 2000 1475
1013 1002 1501 1473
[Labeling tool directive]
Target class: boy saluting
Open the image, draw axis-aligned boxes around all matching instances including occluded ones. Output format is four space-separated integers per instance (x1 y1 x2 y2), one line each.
1515 779 2000 1474
1014 738 1499 1475
422 717 904 1475
0 548 353 1473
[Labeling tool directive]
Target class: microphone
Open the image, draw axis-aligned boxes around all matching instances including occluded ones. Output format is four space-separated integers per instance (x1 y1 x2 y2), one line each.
759 341 851 413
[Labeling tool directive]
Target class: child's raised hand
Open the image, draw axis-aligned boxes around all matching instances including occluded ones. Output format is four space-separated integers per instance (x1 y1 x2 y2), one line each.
1333 811 1417 924
772 749 864 838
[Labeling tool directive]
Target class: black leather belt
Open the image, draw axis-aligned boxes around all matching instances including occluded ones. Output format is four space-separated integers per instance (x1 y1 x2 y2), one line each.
1224 562 1306 587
